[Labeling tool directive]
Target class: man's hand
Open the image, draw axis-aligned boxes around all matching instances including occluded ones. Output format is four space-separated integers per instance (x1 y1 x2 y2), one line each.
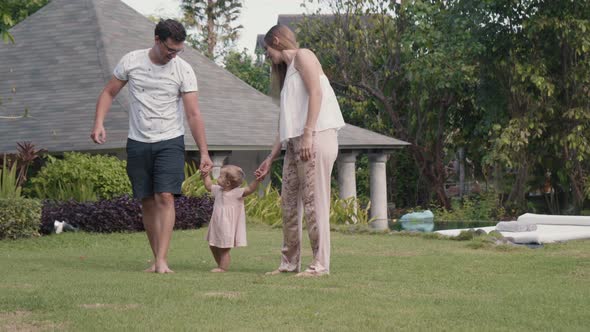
91 125 106 144
199 153 213 175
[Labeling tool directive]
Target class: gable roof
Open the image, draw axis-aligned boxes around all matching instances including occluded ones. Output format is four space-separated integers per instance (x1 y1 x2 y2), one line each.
0 0 408 154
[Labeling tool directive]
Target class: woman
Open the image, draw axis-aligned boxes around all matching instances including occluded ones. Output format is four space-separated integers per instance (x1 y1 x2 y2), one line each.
255 24 345 277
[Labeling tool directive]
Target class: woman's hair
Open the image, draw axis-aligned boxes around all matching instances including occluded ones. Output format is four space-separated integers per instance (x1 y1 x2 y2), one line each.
221 165 245 189
264 24 299 99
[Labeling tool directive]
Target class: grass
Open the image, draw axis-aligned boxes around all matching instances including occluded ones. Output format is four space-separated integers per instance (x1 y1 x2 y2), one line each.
1 224 589 331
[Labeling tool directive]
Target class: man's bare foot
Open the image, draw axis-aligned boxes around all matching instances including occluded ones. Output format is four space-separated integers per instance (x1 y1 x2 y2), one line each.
155 266 174 274
155 261 174 274
210 268 226 273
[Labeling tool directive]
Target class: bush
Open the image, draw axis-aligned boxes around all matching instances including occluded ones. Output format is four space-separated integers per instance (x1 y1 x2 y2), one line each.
175 196 214 230
432 191 504 222
40 195 213 234
28 152 131 201
0 198 42 239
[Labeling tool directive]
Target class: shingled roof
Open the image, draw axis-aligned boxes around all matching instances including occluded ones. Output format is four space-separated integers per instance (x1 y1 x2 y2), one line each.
0 0 408 154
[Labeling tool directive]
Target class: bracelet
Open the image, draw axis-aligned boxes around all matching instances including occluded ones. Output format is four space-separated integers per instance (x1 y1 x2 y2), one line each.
304 126 314 132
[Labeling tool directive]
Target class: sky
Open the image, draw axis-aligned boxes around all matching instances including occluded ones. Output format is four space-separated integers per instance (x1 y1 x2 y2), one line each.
121 0 329 54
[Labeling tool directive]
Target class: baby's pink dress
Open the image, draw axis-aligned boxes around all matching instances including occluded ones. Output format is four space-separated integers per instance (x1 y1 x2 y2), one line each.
206 184 247 248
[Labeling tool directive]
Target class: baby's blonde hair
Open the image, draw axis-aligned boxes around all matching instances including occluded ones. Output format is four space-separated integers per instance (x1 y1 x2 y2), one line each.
221 165 245 189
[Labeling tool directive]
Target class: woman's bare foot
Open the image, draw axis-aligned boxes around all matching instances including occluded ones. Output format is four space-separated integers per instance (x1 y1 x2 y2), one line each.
295 270 328 277
211 268 226 273
144 264 156 273
265 269 291 276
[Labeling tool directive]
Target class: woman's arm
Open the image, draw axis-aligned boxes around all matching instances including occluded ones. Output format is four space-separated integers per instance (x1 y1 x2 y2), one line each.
255 135 281 180
294 49 323 161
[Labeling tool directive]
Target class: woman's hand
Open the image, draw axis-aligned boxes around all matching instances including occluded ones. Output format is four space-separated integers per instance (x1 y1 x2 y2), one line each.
255 157 273 180
300 130 313 161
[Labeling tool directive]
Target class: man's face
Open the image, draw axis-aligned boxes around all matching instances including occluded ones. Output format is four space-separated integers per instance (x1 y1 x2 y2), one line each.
156 37 184 63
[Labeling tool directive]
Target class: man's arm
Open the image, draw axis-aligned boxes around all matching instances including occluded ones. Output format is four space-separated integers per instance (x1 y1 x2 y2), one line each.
182 91 213 173
91 76 127 144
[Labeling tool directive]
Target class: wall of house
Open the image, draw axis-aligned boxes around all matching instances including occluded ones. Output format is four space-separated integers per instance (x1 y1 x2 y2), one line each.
227 150 271 188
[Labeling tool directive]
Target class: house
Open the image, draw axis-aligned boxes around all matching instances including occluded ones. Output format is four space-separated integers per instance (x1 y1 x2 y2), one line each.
0 0 409 229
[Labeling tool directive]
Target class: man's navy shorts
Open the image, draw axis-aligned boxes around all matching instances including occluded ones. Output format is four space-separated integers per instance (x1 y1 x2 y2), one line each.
126 135 185 200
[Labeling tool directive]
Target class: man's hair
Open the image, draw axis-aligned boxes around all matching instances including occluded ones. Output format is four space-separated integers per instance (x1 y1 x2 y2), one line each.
155 19 187 42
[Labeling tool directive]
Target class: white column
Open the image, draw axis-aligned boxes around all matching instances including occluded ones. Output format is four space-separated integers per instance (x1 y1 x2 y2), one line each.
337 152 358 200
211 152 231 179
369 153 389 230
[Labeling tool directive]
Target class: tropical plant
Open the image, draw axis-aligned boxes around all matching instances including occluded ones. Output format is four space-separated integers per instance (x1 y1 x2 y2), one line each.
0 142 45 189
245 182 282 226
182 161 210 197
0 156 21 199
330 195 373 225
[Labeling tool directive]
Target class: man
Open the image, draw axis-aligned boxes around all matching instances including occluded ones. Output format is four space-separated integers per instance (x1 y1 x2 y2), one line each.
91 19 212 273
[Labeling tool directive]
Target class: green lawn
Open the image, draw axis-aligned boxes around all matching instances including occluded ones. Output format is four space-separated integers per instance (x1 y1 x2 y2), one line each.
1 225 589 331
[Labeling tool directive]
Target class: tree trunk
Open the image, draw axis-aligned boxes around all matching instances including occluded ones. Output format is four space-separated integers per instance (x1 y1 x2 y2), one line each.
507 161 528 209
206 0 216 59
409 145 451 210
458 147 465 198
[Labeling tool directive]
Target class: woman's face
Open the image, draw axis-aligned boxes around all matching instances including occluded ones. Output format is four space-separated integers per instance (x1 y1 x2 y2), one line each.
264 43 283 65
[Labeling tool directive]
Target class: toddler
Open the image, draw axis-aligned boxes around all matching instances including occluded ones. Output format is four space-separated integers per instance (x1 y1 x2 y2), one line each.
202 165 260 272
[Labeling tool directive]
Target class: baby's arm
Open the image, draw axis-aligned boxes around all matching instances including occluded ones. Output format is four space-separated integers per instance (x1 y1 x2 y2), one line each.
201 171 213 192
242 178 261 197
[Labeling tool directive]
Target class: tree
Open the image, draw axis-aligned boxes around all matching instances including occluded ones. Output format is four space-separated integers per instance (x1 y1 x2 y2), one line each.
0 0 48 43
478 0 590 212
181 0 243 61
298 0 482 209
223 49 270 94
